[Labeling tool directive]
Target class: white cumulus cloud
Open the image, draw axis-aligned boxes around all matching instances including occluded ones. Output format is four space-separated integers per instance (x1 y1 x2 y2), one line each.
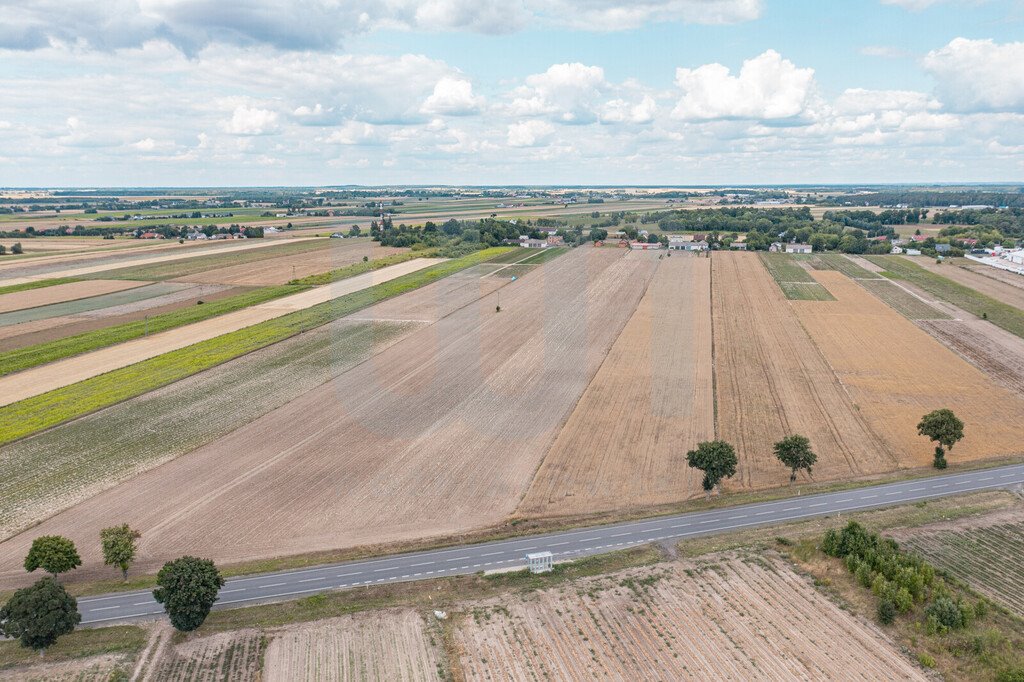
420 77 482 115
222 105 279 135
923 38 1024 112
507 120 555 147
672 50 816 121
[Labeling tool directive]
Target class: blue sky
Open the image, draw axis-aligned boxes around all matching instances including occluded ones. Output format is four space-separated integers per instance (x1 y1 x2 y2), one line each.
0 0 1022 186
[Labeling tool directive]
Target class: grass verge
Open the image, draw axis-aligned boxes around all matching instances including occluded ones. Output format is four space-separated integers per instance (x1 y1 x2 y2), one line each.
0 284 306 376
865 255 1024 338
0 277 80 297
0 625 146 670
0 248 510 446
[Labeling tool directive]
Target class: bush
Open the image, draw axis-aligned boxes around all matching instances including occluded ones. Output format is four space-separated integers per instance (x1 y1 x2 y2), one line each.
877 599 897 625
925 596 966 633
12 242 22 254
855 562 874 588
918 653 936 669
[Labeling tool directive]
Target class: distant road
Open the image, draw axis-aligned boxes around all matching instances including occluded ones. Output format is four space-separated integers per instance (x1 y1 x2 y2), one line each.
77 462 1024 626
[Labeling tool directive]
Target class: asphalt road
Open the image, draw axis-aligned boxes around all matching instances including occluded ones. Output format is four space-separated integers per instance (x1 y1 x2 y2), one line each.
78 462 1024 625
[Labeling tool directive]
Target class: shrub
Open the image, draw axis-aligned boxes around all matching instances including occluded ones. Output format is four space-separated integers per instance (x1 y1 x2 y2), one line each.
855 562 874 588
925 596 966 633
892 586 914 614
12 242 23 254
877 599 897 625
918 653 936 669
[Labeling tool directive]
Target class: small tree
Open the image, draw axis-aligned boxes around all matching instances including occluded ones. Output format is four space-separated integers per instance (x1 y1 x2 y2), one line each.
917 409 964 469
686 440 738 499
100 525 141 581
12 242 23 254
24 536 81 577
774 434 817 484
153 557 224 632
0 577 81 653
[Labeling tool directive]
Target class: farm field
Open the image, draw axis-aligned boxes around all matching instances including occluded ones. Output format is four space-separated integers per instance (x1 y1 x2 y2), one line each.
857 279 950 320
0 248 658 581
713 252 893 490
758 252 834 300
0 258 442 407
0 283 239 352
792 270 1024 466
519 254 714 515
804 252 882 279
864 255 1024 340
0 281 202 327
132 626 263 682
454 554 926 681
891 508 1024 619
918 319 1024 395
264 610 442 681
906 257 1024 311
0 237 318 285
0 267 505 542
0 279 145 313
958 260 1024 291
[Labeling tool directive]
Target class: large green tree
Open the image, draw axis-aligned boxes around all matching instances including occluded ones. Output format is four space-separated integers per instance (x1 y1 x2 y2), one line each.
24 536 81 577
686 440 738 498
153 557 225 632
774 435 818 484
917 409 964 469
100 524 141 581
0 577 81 653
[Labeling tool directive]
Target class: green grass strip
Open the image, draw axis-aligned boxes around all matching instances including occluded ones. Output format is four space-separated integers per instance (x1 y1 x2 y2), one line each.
0 284 305 377
516 247 569 265
0 277 80 297
780 281 836 301
864 255 1024 339
758 252 835 300
290 249 434 286
0 247 510 445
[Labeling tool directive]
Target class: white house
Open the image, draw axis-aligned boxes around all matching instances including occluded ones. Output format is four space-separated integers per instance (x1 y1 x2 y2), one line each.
785 243 813 254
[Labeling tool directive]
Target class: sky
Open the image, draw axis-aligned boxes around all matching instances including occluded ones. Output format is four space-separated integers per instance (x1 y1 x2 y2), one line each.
0 0 1023 186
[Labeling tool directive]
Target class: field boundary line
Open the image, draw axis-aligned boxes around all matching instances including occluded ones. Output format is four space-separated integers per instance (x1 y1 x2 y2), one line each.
709 251 719 439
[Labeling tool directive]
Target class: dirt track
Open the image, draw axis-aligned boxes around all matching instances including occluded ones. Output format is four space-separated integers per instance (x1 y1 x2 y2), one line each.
0 249 658 579
713 252 894 490
794 270 1024 467
0 279 146 313
519 254 714 515
0 258 443 408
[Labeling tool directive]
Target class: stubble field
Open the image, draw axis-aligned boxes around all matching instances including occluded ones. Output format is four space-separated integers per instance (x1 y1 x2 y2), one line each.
454 554 926 681
792 270 1024 466
0 248 659 581
519 254 714 515
712 252 894 490
0 279 145 313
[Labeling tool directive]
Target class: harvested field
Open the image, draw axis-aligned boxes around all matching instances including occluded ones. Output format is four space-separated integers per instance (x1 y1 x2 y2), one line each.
911 257 1024 310
918 319 1024 395
0 282 194 327
857 279 950 320
133 625 262 682
454 554 926 681
264 610 442 681
713 252 893 490
758 252 834 300
792 270 1024 467
958 260 1024 292
1 654 131 682
0 258 442 407
175 241 405 286
0 279 145 313
0 249 658 581
0 285 240 353
890 508 1024 618
519 255 714 515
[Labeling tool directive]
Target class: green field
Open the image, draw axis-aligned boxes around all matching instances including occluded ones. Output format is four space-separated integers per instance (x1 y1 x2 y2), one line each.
0 247 511 445
858 279 950 320
0 282 189 327
758 252 836 301
0 284 304 376
864 255 1024 339
0 277 80 297
516 247 569 264
803 253 882 280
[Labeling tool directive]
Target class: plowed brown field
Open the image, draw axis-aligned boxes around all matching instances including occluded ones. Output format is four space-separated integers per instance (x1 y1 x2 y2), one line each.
0 279 146 313
455 554 926 681
174 242 405 286
919 319 1024 395
264 610 442 681
793 270 1024 466
518 255 714 515
0 249 658 580
713 252 893 490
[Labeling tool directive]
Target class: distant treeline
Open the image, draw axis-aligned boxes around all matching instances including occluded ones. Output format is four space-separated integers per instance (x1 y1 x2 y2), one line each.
847 191 1024 208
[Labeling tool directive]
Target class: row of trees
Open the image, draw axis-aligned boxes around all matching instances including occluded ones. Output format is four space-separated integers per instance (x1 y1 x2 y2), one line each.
0 525 225 653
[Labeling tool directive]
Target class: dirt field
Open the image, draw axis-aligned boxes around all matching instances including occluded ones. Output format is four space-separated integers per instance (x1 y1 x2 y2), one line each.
958 259 1024 292
919 319 1024 395
712 252 894 490
175 242 405 286
890 507 1024 619
264 610 443 681
912 257 1024 308
0 249 658 580
0 279 146 313
792 270 1024 466
454 554 926 680
0 258 444 407
519 255 714 515
2 654 131 681
132 624 262 682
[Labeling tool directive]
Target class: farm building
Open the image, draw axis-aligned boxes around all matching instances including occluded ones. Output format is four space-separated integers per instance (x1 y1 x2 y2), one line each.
785 243 813 254
522 238 550 249
935 244 951 253
730 242 747 250
629 241 663 250
667 236 689 250
685 241 709 251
